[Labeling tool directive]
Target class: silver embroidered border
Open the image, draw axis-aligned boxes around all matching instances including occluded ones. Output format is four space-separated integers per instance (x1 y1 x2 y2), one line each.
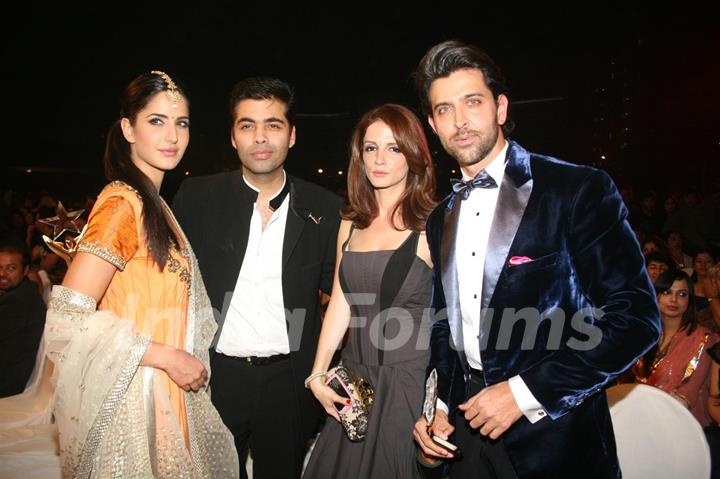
185 254 204 477
143 366 158 478
77 241 127 270
73 334 151 479
48 285 97 313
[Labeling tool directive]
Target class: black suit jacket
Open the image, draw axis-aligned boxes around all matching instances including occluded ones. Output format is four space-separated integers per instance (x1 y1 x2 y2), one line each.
426 141 660 478
0 278 46 398
172 170 343 440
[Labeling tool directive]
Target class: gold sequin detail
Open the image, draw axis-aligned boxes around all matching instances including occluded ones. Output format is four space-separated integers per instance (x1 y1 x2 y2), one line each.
167 248 191 296
108 180 144 203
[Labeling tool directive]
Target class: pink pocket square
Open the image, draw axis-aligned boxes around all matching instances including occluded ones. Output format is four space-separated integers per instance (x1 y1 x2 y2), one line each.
508 256 534 266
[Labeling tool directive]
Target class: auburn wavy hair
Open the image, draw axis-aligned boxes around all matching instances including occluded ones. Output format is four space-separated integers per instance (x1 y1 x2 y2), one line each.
343 104 436 231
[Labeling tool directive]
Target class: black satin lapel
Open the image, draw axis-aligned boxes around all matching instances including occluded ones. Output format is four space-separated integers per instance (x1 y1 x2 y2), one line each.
283 181 306 268
282 212 304 270
229 172 255 276
482 175 533 311
440 195 466 359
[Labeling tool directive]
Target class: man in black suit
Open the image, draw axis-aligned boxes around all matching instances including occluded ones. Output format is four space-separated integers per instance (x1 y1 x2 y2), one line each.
173 77 343 478
0 237 46 397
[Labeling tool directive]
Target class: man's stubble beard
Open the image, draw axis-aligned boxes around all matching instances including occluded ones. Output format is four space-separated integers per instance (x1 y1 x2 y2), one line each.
443 126 499 169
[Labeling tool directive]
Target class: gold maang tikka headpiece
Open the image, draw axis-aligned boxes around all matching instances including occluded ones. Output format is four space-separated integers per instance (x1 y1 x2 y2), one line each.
151 70 181 108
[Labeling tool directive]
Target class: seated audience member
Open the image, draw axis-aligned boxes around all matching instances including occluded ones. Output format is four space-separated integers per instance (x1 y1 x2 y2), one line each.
666 189 712 255
635 269 719 427
642 236 667 256
633 191 662 239
645 252 675 285
693 249 720 329
665 230 694 274
706 344 720 479
0 237 46 397
662 195 678 220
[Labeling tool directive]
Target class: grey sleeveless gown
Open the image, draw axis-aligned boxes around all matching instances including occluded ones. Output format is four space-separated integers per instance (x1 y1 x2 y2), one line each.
303 232 432 478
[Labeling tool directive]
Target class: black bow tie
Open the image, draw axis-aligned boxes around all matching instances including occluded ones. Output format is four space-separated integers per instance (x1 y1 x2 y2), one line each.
450 171 498 200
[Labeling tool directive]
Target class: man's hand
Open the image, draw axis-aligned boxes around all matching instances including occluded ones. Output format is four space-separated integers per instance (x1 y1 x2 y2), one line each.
458 380 523 439
413 410 456 459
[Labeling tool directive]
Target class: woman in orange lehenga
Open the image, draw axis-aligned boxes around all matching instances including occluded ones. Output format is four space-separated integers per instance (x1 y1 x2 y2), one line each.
45 72 238 478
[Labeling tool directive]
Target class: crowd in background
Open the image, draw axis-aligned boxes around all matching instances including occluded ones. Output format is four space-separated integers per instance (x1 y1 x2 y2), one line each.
3 182 718 305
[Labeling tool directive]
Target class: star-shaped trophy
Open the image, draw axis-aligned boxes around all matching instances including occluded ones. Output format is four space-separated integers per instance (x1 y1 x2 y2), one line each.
39 202 84 239
39 202 86 266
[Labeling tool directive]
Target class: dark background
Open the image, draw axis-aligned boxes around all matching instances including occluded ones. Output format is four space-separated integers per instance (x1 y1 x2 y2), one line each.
1 3 717 202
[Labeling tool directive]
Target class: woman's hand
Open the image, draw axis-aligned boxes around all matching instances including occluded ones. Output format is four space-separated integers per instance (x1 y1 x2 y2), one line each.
702 276 720 300
309 379 349 421
161 348 208 392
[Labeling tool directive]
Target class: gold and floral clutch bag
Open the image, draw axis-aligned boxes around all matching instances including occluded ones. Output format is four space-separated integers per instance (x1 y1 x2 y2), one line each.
325 362 374 442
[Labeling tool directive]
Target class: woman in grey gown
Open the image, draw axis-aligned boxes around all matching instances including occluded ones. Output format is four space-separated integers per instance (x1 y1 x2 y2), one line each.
304 103 437 478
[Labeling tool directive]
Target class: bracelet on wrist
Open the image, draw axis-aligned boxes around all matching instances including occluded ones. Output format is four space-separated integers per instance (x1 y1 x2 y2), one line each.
304 371 327 389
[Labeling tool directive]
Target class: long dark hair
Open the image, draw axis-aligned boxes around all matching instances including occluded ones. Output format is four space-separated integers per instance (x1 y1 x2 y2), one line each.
640 269 697 376
103 72 188 269
343 104 436 232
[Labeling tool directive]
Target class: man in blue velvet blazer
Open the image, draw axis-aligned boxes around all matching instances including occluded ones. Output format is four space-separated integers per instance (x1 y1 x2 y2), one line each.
412 41 661 478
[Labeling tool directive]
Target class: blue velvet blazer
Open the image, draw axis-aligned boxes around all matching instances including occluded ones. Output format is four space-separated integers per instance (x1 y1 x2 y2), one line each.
425 141 661 478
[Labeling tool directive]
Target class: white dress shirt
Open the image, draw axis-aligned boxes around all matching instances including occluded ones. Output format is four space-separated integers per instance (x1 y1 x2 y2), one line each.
439 142 547 424
216 173 290 357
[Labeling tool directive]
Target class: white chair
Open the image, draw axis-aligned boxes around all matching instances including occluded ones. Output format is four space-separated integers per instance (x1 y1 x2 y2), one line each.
607 383 711 479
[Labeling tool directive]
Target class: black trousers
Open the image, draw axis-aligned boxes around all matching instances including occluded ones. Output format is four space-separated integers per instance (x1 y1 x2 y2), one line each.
210 353 304 479
450 371 517 479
